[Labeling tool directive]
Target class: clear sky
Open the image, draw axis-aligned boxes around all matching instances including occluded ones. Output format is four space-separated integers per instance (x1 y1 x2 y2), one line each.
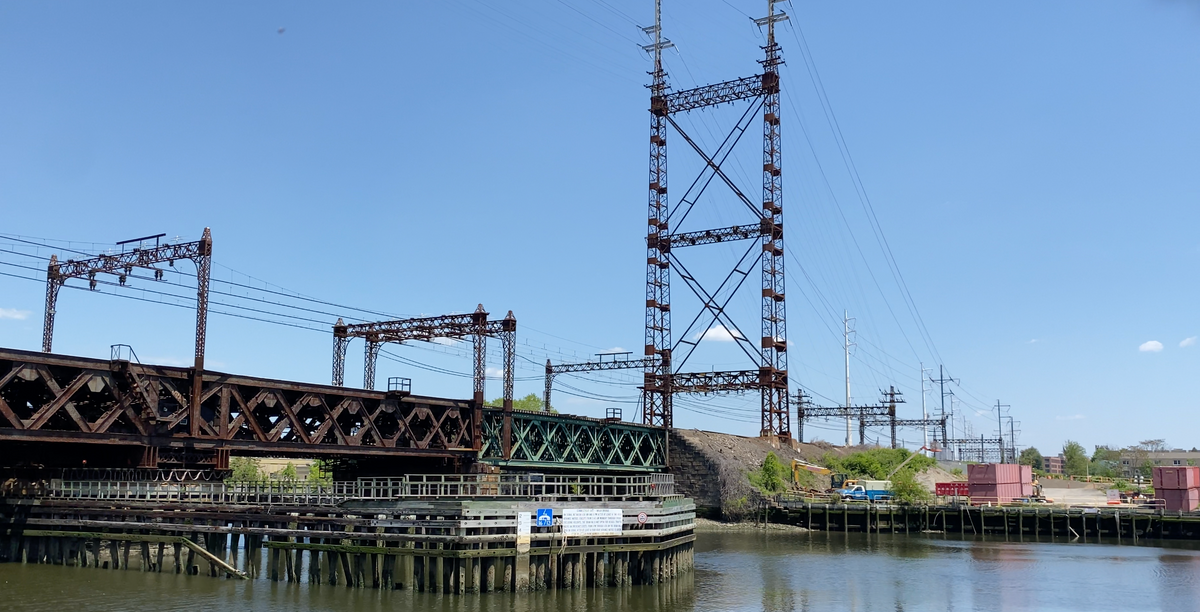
1 1 1197 456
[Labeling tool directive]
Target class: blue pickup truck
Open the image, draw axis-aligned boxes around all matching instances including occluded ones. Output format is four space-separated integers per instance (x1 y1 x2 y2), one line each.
838 479 893 502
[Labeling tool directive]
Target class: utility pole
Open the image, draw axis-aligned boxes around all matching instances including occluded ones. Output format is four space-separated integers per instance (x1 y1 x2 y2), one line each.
994 400 1010 463
844 311 854 446
920 363 930 454
929 365 957 457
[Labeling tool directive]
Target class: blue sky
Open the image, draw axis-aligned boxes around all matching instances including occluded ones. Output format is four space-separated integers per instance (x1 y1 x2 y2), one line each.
1 1 1198 456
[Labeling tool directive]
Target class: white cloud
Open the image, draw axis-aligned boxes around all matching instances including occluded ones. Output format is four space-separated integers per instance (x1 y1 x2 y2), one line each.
693 324 744 342
602 347 627 354
1027 339 1039 344
430 337 462 346
1139 340 1164 353
0 308 30 320
1181 337 1197 348
485 367 506 378
1055 414 1085 421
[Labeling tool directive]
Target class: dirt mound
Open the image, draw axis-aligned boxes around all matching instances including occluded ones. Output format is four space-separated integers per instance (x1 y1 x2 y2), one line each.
670 429 875 519
670 429 948 515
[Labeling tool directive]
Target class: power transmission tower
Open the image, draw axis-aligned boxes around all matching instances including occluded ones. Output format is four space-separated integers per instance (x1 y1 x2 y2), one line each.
639 0 792 438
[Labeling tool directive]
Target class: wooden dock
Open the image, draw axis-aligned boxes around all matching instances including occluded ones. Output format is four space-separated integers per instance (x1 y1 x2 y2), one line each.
0 474 695 592
775 500 1200 541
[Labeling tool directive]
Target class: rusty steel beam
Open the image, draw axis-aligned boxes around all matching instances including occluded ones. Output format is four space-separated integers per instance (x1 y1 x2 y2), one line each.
665 223 765 248
669 368 785 395
659 74 765 114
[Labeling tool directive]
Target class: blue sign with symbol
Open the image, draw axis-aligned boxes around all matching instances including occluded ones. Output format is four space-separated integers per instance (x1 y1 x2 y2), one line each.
536 508 553 527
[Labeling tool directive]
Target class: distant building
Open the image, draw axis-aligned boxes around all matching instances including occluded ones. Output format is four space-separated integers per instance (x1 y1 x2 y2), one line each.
1043 455 1064 475
1119 450 1200 477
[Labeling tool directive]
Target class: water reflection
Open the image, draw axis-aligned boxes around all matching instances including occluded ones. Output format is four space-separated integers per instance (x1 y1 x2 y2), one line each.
3 531 1200 611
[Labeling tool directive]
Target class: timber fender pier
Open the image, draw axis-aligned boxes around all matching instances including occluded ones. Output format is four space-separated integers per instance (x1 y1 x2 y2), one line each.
774 500 1200 541
0 473 694 592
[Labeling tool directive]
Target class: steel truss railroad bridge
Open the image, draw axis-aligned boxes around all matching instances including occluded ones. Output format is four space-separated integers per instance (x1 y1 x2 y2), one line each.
0 347 665 474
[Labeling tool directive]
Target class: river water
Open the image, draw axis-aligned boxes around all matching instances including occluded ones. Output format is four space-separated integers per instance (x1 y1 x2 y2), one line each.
3 530 1199 611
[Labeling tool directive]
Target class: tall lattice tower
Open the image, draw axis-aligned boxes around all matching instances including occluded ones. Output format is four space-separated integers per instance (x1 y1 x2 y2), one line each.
640 0 792 439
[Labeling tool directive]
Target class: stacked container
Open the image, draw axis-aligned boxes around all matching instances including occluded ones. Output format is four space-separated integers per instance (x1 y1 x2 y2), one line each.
1153 466 1200 512
968 463 1032 504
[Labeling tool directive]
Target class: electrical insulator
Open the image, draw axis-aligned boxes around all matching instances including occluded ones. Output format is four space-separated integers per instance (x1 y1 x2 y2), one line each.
118 275 127 286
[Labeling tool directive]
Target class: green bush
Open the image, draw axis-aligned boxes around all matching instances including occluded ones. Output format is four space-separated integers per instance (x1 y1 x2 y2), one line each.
748 452 790 495
227 457 263 483
888 469 933 505
822 448 936 479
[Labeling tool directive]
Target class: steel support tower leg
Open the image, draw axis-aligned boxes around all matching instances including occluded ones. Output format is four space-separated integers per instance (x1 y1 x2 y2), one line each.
472 304 488 405
643 5 672 429
190 228 212 437
332 319 349 386
543 360 554 413
363 340 381 390
42 260 61 353
759 4 789 440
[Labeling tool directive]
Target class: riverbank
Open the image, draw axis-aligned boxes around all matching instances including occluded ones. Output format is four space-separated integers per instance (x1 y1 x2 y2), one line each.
693 518 809 533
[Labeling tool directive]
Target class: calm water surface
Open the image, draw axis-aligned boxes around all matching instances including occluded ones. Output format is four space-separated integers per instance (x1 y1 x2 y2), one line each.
2 531 1198 611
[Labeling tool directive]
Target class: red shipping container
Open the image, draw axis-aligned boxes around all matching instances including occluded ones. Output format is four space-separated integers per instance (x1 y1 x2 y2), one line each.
969 463 1025 486
1162 467 1179 490
1153 469 1164 490
1152 466 1200 490
969 482 1023 504
1022 483 1034 497
1181 467 1200 489
968 464 998 485
1161 488 1200 512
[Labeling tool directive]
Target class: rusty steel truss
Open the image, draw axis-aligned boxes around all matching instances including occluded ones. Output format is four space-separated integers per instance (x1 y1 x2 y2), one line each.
480 409 666 472
331 305 515 406
641 0 791 438
0 347 478 468
41 229 212 436
0 346 667 472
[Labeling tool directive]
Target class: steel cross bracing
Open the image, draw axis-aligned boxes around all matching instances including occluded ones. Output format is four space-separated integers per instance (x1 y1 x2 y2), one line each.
0 346 669 472
41 228 213 436
479 409 666 472
641 0 791 438
544 354 659 416
0 347 476 467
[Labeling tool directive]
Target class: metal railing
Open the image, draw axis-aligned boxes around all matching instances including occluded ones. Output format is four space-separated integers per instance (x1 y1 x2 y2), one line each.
48 473 675 505
355 473 674 499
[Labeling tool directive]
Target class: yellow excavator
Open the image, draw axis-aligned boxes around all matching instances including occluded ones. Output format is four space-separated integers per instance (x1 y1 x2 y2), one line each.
791 460 839 488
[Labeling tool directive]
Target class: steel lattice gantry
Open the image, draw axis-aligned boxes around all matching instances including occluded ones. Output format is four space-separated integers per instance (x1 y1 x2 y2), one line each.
42 229 212 436
641 0 792 438
331 305 515 403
